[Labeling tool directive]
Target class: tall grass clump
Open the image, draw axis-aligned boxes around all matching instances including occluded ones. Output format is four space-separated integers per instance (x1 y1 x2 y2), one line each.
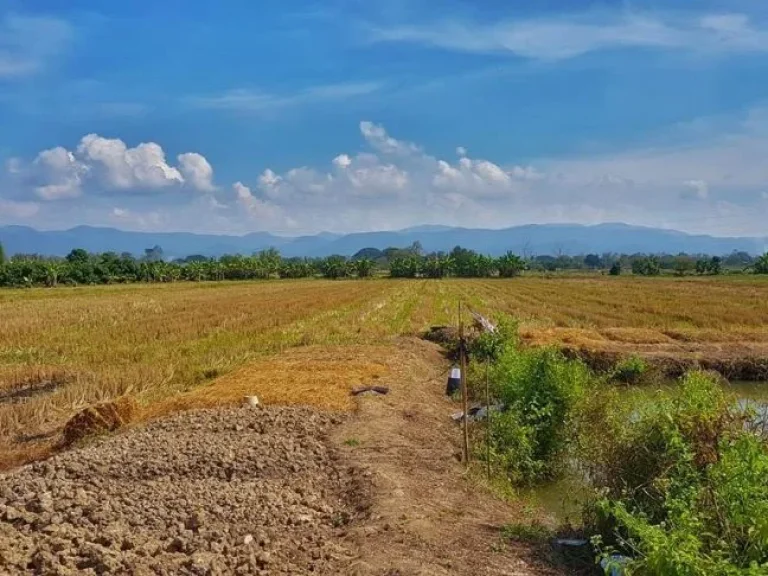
580 371 768 574
611 355 650 385
473 317 591 485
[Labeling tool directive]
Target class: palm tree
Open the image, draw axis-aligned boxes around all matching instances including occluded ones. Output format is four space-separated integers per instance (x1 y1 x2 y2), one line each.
754 253 768 274
497 252 527 278
353 258 376 278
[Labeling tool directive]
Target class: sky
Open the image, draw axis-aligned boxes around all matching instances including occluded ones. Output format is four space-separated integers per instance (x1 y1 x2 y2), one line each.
1 0 768 237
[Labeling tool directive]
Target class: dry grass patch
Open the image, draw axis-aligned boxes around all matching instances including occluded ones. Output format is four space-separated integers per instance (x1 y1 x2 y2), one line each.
521 327 606 348
143 345 392 418
599 327 674 344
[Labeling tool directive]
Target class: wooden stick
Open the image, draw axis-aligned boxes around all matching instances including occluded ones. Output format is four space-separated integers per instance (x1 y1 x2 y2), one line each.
459 301 470 464
485 360 491 481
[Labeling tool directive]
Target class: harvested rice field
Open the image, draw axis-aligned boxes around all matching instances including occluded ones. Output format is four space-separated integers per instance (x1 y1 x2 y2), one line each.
0 275 766 468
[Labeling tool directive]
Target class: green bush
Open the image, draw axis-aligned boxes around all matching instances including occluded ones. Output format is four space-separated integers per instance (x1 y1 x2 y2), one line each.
486 346 590 484
583 371 768 574
468 314 519 362
612 355 649 384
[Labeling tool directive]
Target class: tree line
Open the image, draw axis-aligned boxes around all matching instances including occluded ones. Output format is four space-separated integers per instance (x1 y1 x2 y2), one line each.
0 240 766 288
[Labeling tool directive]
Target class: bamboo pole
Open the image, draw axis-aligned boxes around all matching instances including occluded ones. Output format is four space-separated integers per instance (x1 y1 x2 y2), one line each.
459 301 470 464
485 360 491 481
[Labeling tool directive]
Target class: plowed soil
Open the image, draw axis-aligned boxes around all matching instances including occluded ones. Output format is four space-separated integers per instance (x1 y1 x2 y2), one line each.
0 340 561 575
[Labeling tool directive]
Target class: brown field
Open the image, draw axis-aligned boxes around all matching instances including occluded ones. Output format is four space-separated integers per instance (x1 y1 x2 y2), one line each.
0 275 766 468
448 276 768 375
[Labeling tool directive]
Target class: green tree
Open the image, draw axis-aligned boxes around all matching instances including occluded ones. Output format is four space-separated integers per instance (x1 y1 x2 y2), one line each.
143 245 164 263
632 256 661 276
584 254 602 269
755 253 768 274
708 256 722 275
609 262 622 276
320 255 348 279
65 248 89 264
420 255 452 278
497 252 526 278
389 256 420 278
352 258 376 278
673 255 694 276
0 241 5 265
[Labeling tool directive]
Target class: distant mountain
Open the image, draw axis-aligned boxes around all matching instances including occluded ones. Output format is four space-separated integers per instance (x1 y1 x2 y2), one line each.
0 223 765 259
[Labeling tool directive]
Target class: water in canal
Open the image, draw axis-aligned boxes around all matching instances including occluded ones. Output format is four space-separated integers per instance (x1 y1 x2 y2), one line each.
522 379 768 523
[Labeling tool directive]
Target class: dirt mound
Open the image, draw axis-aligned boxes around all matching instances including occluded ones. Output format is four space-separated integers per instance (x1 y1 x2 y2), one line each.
60 397 137 447
0 406 370 575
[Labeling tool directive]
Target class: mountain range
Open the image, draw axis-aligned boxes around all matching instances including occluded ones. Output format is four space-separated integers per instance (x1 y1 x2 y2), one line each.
0 223 765 259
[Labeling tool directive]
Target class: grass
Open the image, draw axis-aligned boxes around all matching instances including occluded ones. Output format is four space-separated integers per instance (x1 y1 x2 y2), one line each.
0 274 765 468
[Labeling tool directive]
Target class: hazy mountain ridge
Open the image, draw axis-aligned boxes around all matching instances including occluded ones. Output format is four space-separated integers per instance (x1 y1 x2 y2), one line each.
0 223 765 259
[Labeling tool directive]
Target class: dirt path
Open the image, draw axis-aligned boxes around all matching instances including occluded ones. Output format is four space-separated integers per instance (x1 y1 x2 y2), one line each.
334 338 563 576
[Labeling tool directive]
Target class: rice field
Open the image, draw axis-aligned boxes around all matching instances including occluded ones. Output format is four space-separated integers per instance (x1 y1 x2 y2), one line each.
0 275 766 467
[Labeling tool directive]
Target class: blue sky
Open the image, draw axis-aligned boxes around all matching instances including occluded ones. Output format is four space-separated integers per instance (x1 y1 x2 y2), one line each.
1 0 768 236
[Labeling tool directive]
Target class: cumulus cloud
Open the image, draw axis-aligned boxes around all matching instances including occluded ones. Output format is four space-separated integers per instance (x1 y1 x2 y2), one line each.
233 181 295 229
5 110 768 237
178 153 215 192
77 135 184 189
232 120 543 233
11 135 216 199
31 147 88 200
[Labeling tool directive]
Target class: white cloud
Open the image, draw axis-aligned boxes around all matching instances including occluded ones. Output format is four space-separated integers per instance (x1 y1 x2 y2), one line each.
0 14 72 78
77 135 184 190
250 121 530 215
371 11 768 60
359 121 422 156
178 152 215 192
6 108 768 237
187 81 383 112
456 146 467 156
332 154 352 169
32 147 88 200
12 135 216 199
233 181 294 229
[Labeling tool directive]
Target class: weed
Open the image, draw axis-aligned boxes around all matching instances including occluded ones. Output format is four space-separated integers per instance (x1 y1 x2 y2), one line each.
611 355 649 384
343 438 361 447
501 521 552 543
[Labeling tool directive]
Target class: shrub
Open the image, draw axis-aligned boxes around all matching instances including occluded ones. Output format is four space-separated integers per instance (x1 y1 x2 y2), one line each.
612 355 649 384
582 371 768 574
487 346 591 484
755 253 768 274
468 314 519 362
609 262 622 276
